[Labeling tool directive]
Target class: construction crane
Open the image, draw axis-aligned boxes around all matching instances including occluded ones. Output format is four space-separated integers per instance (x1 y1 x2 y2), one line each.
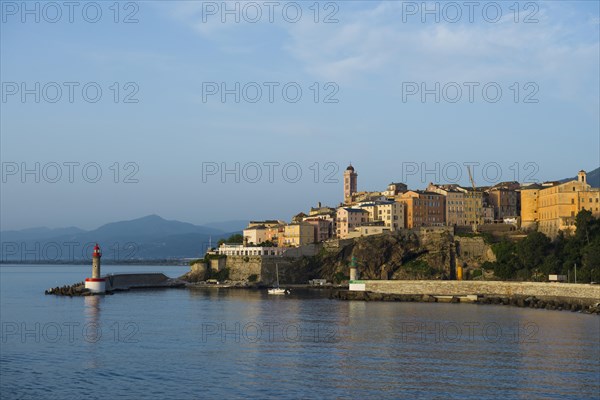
467 166 478 233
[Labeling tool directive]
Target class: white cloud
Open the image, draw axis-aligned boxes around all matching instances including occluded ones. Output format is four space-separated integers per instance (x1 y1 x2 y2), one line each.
281 1 599 105
160 1 598 109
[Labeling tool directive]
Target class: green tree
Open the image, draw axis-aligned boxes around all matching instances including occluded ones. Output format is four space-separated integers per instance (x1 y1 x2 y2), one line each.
540 254 561 276
494 262 517 280
582 236 600 282
490 239 519 279
558 236 582 275
487 211 600 282
575 209 597 244
516 231 551 271
218 234 244 246
492 239 518 265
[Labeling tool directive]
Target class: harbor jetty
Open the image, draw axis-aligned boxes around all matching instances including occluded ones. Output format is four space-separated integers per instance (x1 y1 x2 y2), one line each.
45 244 185 296
46 273 186 296
333 280 600 314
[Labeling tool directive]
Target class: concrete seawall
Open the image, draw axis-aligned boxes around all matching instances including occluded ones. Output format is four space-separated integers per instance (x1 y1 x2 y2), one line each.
360 280 600 306
105 273 182 291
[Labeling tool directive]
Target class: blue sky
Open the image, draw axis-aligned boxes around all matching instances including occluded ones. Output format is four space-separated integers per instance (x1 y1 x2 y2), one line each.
1 0 599 230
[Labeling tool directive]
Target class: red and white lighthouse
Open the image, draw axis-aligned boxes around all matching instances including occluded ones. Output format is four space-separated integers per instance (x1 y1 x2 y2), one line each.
85 243 106 293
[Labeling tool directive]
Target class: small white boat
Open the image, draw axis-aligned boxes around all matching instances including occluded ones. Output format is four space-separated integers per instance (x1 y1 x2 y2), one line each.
268 288 287 295
268 263 288 295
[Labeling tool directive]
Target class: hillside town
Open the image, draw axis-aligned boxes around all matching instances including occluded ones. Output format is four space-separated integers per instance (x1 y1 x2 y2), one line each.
218 165 600 257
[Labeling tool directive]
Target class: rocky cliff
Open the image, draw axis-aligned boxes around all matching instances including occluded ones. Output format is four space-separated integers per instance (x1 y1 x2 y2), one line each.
302 229 456 282
181 229 498 284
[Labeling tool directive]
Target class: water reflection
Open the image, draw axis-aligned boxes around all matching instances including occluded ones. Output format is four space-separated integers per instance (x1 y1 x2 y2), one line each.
83 295 102 369
84 295 101 324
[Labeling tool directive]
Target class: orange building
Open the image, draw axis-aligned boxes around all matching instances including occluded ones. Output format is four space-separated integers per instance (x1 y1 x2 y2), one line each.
398 191 445 228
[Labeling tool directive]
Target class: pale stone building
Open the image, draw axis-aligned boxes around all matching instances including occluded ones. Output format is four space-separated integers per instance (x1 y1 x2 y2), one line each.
336 207 369 238
243 226 267 245
244 220 286 245
303 217 332 242
427 183 466 226
359 200 405 231
345 222 391 239
483 206 495 224
486 182 520 221
460 189 485 226
306 202 336 240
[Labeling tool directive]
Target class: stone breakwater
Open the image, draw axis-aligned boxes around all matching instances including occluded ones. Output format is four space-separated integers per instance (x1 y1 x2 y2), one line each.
45 273 185 296
333 291 600 314
45 282 92 296
333 280 600 314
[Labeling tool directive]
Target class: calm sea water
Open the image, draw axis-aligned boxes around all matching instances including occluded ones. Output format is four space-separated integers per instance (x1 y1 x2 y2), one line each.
1 265 599 399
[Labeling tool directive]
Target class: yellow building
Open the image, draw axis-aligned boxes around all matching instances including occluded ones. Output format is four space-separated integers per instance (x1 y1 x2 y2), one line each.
520 183 542 230
283 222 315 247
521 170 600 238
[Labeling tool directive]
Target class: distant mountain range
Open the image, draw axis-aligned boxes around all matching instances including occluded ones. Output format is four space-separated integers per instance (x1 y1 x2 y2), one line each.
0 215 246 262
562 167 600 187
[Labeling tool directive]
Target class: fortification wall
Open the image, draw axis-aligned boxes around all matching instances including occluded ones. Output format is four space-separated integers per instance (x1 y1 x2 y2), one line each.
362 280 600 305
